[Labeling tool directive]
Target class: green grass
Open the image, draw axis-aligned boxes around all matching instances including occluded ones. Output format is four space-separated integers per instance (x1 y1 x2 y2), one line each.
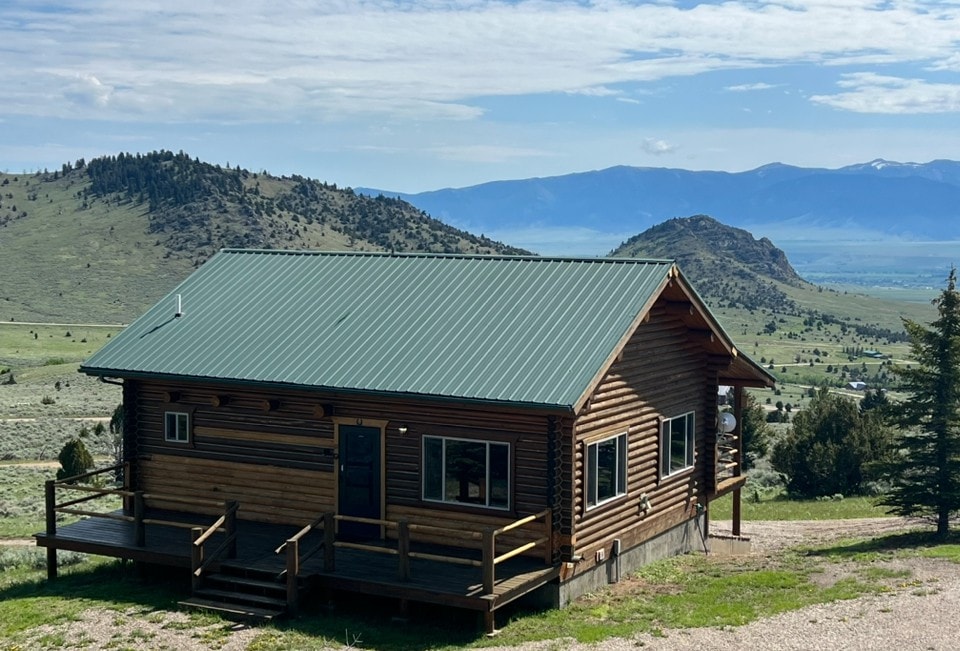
0 464 120 540
709 490 889 521
0 527 954 650
0 559 184 639
0 324 121 368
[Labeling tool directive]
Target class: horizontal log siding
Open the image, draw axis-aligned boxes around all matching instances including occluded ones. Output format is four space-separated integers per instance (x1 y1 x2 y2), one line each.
570 303 714 572
141 454 333 524
132 380 555 545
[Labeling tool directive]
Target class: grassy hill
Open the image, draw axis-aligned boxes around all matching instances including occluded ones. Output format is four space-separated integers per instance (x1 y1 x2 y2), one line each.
0 151 525 324
612 215 935 402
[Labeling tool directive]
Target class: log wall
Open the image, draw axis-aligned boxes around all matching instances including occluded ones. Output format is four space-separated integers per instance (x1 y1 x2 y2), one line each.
129 380 554 551
569 301 716 574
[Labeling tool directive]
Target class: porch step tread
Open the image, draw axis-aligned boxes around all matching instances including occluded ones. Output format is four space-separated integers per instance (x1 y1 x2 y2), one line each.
179 597 284 621
194 588 288 609
207 574 286 593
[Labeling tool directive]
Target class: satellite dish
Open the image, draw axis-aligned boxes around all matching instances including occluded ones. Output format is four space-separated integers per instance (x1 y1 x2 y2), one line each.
718 412 737 433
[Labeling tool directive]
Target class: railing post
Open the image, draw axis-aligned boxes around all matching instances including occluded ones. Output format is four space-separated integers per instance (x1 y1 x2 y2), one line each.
323 512 335 572
398 520 410 581
123 461 132 513
191 527 203 593
226 500 238 559
45 480 58 580
134 491 146 547
286 538 300 616
543 509 553 565
482 528 496 595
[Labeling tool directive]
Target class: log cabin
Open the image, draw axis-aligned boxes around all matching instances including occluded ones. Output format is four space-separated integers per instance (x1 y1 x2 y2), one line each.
38 250 774 632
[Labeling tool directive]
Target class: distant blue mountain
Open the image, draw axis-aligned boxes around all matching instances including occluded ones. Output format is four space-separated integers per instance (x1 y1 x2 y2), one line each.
358 159 960 243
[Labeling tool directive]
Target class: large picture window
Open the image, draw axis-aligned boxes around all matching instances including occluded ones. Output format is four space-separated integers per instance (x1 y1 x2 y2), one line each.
661 412 695 477
422 436 509 510
586 432 627 509
164 411 190 443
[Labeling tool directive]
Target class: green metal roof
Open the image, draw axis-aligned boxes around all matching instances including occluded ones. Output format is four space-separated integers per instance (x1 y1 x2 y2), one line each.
81 251 680 410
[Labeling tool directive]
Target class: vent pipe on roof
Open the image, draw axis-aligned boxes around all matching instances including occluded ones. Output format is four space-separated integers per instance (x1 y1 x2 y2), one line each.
175 294 183 318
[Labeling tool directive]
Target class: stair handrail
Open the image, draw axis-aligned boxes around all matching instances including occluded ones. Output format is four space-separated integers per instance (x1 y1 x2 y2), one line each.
274 512 331 616
190 500 239 592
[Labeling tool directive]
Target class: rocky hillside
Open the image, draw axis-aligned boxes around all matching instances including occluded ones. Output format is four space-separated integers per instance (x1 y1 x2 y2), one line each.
0 151 526 323
611 215 807 313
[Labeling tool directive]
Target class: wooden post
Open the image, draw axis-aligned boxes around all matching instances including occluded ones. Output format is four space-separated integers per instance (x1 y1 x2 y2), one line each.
732 490 742 537
484 610 496 636
398 520 410 581
191 527 203 593
482 528 496 595
323 512 335 572
286 538 300 616
225 500 238 559
543 510 553 565
122 461 132 513
732 385 745 537
134 491 146 547
45 480 58 580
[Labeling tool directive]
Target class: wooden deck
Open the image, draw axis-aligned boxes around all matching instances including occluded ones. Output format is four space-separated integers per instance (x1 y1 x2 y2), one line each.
35 509 560 623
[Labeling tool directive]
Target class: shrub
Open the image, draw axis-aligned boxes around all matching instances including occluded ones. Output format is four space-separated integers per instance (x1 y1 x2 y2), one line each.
770 387 894 498
40 395 55 405
56 438 94 482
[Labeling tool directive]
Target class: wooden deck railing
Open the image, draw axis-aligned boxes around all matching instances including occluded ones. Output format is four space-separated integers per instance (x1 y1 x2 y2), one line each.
190 500 239 592
275 508 553 605
44 464 239 581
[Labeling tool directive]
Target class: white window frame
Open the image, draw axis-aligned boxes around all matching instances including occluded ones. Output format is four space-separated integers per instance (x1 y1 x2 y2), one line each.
585 432 628 510
660 412 696 478
421 435 510 511
164 411 190 444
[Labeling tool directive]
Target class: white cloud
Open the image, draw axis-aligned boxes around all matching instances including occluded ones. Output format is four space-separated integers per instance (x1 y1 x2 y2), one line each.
1 0 959 123
726 82 778 92
811 74 960 114
641 138 677 156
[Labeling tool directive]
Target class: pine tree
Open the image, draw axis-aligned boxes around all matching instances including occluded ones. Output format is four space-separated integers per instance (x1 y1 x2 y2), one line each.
876 268 960 536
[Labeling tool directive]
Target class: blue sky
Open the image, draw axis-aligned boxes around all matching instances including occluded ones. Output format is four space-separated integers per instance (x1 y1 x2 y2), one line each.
2 0 959 193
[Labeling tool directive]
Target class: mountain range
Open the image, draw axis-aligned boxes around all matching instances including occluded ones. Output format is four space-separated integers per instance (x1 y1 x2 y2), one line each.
359 159 960 251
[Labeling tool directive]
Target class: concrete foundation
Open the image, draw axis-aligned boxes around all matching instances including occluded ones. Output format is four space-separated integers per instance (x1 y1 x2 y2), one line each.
525 514 708 609
707 534 752 556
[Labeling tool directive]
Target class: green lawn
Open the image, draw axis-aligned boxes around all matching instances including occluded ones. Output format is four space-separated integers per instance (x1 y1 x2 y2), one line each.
709 490 889 521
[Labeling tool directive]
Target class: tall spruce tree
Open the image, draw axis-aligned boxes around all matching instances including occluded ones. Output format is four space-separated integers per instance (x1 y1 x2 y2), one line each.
877 268 960 536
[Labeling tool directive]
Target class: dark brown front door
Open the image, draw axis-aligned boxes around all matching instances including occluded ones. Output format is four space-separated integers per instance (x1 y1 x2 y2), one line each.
337 425 381 540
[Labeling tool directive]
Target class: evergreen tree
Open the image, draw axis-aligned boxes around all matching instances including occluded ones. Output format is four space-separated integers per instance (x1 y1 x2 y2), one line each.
771 387 892 498
56 437 94 482
740 392 772 469
876 268 960 536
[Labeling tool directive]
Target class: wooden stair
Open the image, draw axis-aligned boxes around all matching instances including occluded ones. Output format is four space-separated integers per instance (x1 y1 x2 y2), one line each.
179 563 290 622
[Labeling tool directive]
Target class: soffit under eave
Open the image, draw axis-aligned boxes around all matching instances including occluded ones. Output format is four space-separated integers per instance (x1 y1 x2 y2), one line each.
719 354 777 388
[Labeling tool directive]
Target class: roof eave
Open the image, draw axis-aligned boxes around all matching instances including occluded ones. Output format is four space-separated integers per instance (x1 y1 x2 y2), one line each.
80 367 577 415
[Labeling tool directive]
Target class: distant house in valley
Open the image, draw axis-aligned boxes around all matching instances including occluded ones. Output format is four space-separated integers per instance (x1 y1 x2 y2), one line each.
848 381 868 391
38 250 774 632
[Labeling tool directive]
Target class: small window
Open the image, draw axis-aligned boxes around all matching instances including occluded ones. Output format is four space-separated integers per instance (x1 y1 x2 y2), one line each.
164 411 190 443
660 412 695 477
586 432 627 509
422 436 509 510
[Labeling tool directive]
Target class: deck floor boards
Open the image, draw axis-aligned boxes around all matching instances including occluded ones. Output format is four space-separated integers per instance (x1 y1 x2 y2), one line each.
36 509 559 614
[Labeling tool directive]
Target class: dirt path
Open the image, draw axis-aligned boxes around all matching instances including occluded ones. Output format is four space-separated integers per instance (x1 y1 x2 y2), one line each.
710 516 922 552
0 416 111 423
